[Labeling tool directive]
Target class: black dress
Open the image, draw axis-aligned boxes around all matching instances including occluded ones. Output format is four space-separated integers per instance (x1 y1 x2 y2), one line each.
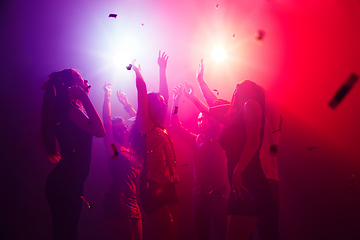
45 105 92 240
220 111 272 216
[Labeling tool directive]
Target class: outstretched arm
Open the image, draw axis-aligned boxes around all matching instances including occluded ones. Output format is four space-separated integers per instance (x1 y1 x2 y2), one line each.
170 84 197 149
117 90 136 118
133 63 154 134
102 82 117 156
183 82 209 114
196 59 218 107
158 50 169 104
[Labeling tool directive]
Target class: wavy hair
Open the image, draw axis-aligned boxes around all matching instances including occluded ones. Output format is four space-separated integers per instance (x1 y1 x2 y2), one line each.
226 80 266 123
40 69 77 162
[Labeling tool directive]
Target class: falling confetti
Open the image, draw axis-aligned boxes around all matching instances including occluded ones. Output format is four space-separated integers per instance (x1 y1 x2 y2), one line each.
213 89 219 96
216 4 219 9
126 64 132 70
181 163 188 167
232 34 235 39
209 186 214 194
329 73 358 109
111 144 119 160
108 14 117 18
308 146 318 150
141 23 144 26
173 106 178 115
80 196 92 209
256 30 265 41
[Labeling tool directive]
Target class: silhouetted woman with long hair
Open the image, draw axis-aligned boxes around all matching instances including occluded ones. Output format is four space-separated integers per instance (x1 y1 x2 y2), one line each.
41 69 105 240
216 80 272 240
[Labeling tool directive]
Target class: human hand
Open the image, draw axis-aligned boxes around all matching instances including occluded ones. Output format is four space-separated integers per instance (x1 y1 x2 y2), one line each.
131 59 141 74
172 84 183 105
68 85 87 101
232 167 249 201
158 50 169 69
183 82 194 100
103 81 112 96
117 90 129 106
196 58 204 81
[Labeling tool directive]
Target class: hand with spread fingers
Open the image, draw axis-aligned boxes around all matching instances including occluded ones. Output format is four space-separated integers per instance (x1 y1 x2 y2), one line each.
158 50 169 69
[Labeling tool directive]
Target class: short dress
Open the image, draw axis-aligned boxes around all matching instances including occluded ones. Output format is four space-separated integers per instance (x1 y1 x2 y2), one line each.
220 111 272 216
139 126 180 215
103 151 141 219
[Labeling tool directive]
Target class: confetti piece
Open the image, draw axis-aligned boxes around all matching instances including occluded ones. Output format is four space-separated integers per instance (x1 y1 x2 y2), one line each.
232 34 235 39
349 174 355 188
141 23 144 26
87 122 92 125
329 73 358 109
181 163 188 167
256 30 265 41
173 106 178 115
213 89 219 96
126 64 132 70
80 196 92 209
111 144 119 160
272 128 281 133
216 4 219 9
308 146 318 150
109 14 117 18
269 144 277 155
209 186 214 194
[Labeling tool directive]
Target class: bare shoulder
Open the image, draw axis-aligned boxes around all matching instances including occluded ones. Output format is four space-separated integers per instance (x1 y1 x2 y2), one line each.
244 99 262 120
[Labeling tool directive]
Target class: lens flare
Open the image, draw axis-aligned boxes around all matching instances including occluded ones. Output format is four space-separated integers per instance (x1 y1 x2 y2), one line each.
212 46 227 62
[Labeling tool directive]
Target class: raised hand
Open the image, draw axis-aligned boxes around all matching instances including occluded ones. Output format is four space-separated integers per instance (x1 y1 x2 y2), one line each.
172 84 183 106
103 81 112 96
158 50 169 69
117 90 129 106
183 82 194 100
196 58 204 81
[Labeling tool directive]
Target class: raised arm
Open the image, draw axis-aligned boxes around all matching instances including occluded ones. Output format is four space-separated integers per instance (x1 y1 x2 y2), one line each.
132 63 154 134
232 100 262 200
68 85 106 138
196 59 218 107
101 82 118 156
183 82 209 114
158 51 169 104
117 90 136 118
170 84 197 149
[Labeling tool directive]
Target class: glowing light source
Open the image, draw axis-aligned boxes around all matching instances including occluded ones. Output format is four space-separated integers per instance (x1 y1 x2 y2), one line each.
112 36 138 66
212 46 227 62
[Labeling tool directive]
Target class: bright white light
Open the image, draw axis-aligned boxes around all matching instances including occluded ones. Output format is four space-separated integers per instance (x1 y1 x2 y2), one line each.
212 46 227 62
113 36 138 66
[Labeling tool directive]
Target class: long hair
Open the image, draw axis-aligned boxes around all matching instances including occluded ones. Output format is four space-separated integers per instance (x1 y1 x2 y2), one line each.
40 69 76 162
226 80 266 123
